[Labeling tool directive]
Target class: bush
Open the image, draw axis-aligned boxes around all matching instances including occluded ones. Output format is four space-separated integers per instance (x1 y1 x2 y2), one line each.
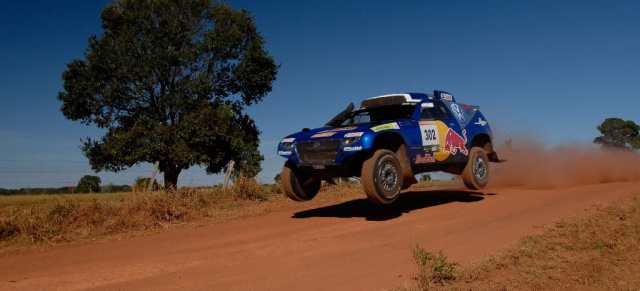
231 174 265 201
411 245 458 289
0 221 20 240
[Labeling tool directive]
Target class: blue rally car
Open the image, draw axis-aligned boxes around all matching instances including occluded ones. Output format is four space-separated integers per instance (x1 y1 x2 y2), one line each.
277 91 503 204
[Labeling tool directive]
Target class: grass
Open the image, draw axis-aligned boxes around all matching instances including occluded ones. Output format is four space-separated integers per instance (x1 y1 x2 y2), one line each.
5 179 637 290
411 246 459 290
0 176 285 251
0 193 130 206
0 177 374 252
396 193 640 290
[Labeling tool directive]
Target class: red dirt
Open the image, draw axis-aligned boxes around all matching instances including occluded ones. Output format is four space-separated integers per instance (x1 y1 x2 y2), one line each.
2 181 640 290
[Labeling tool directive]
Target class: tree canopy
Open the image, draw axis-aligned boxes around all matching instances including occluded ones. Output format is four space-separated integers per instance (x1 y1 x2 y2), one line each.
593 118 640 151
58 0 278 189
77 175 101 193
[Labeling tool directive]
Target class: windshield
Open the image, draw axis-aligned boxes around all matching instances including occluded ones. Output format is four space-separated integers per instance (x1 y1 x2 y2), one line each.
336 104 417 126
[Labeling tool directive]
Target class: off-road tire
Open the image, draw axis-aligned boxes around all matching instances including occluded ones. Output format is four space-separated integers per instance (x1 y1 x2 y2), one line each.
362 149 403 204
281 161 321 201
462 147 490 190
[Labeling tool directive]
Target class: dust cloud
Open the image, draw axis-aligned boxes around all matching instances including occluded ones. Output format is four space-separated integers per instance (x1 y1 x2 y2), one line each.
490 138 640 189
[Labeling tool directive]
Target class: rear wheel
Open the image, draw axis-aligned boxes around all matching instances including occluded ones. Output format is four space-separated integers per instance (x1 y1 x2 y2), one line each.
281 161 321 201
462 147 489 190
362 149 403 204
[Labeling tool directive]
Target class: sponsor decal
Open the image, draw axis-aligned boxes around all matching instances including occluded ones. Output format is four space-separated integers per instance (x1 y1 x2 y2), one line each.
281 138 295 143
443 129 468 155
343 146 362 152
344 132 364 138
460 103 471 110
424 145 439 152
417 120 452 162
450 103 467 123
278 151 292 156
312 165 325 170
420 122 440 147
416 153 436 164
441 93 453 101
319 126 357 133
371 122 400 132
311 132 336 138
475 117 487 126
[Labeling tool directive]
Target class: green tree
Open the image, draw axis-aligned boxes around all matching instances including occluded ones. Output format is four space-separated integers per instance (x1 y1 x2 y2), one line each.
77 175 101 193
58 0 278 189
593 118 640 151
135 176 160 190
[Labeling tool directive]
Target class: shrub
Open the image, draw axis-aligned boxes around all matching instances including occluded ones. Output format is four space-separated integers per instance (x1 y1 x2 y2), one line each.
231 174 265 201
0 221 20 241
411 245 458 289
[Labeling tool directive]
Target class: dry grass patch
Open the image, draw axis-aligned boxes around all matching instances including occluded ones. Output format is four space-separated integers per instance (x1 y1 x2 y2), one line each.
0 179 464 253
0 182 287 251
0 179 393 252
396 193 640 290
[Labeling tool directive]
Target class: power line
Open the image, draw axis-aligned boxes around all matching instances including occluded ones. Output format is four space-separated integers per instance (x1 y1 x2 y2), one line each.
0 159 88 163
1 180 133 186
0 157 281 188
0 176 227 185
0 158 284 163
0 170 151 173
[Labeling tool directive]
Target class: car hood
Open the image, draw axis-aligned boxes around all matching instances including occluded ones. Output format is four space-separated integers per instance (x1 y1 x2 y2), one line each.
282 124 371 142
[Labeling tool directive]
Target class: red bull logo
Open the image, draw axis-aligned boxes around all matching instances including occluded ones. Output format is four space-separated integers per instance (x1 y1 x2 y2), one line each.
416 153 436 164
444 129 468 155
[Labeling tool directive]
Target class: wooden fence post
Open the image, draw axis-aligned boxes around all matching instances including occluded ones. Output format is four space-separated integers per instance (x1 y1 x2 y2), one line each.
149 161 159 193
223 160 235 188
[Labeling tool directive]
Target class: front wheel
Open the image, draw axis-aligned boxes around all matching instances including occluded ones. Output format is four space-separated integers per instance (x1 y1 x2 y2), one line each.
362 149 403 204
281 161 321 202
462 147 490 190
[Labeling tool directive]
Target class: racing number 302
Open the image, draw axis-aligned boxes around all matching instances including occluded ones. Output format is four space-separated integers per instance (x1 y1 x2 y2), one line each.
424 129 436 141
419 123 439 147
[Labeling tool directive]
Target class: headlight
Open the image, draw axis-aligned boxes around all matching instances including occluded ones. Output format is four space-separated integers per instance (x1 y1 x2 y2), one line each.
341 137 361 146
280 142 294 150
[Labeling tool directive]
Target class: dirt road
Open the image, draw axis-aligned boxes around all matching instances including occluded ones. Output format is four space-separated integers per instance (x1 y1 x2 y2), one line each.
2 181 639 290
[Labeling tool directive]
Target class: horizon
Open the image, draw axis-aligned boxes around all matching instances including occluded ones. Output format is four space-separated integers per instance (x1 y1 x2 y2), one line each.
1 0 639 189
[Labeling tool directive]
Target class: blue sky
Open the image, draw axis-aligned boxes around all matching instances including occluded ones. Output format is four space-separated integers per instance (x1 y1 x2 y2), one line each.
1 0 639 189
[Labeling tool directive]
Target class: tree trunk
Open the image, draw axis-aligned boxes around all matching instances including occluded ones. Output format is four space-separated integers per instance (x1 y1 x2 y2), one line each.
163 165 182 190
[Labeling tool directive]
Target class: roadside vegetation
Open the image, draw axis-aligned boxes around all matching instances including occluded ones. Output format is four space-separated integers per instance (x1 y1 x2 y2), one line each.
4 181 638 290
0 179 457 252
0 178 362 252
397 193 640 290
0 176 279 251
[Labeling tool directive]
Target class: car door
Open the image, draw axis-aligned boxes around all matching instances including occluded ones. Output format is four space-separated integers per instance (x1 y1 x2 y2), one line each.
411 101 468 166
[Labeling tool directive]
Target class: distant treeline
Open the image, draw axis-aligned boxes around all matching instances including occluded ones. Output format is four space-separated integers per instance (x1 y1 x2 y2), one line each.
0 184 131 195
